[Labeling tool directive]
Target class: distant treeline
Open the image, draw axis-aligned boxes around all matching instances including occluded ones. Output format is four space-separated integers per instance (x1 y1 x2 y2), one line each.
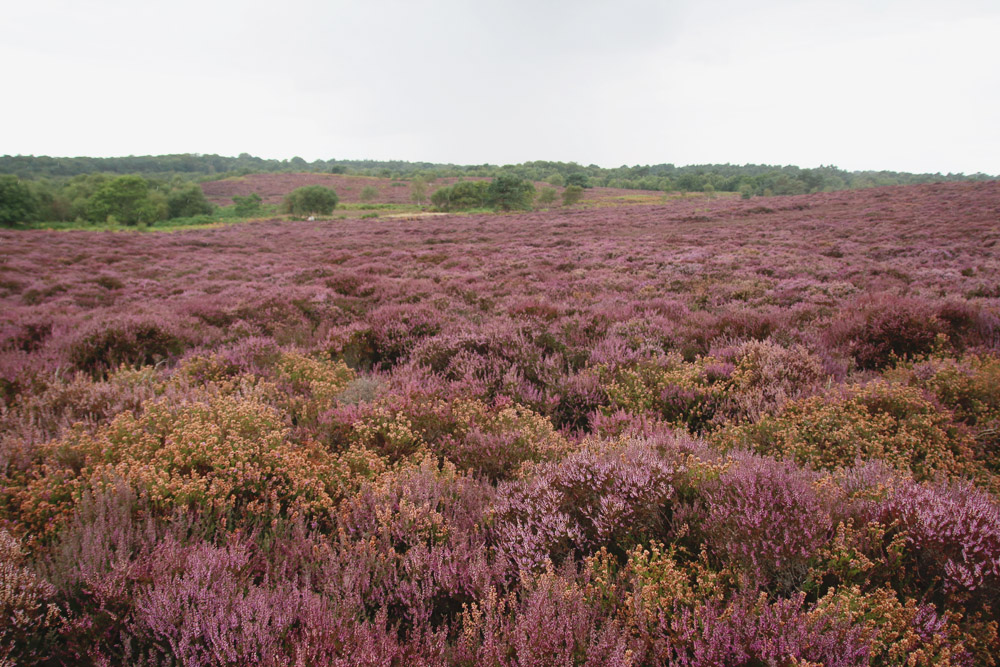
1 153 995 198
0 173 218 227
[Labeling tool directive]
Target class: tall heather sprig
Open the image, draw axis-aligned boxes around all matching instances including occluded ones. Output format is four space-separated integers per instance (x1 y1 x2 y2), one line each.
702 452 835 587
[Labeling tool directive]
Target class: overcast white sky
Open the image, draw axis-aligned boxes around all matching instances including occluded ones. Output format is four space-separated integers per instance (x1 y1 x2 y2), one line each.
3 0 998 174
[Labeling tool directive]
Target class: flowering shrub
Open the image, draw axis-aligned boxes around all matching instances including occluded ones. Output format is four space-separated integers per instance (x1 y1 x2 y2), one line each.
0 530 61 666
700 453 835 587
345 392 569 479
888 355 1000 473
880 478 1000 601
826 293 945 370
328 303 443 371
721 338 826 419
407 322 564 411
665 591 872 667
272 350 355 426
492 438 677 570
455 570 640 666
811 585 982 667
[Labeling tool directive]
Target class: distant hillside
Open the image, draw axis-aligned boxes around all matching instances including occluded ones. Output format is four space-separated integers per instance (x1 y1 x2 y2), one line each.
1 153 995 198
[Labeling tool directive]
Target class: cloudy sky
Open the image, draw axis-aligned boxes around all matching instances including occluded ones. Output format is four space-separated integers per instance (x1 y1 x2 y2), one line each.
3 0 998 174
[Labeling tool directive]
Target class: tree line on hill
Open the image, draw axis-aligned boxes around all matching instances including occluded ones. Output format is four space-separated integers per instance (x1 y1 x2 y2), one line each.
2 153 993 198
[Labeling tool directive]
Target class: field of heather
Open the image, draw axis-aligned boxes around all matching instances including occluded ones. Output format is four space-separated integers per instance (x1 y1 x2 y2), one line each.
199 172 671 208
2 181 999 665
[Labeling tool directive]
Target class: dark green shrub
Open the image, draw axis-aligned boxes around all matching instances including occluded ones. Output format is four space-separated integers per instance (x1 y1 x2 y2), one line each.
86 176 165 225
430 181 490 211
282 186 339 216
232 193 263 216
487 174 535 212
166 183 214 219
0 175 39 226
562 185 584 206
537 188 558 206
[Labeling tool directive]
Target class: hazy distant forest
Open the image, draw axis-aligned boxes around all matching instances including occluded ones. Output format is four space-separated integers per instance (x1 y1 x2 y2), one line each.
2 152 1000 665
0 153 994 227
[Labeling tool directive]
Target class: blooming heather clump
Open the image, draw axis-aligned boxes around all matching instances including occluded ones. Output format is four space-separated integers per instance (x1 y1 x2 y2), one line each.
455 570 640 666
721 338 826 419
880 478 1000 600
549 369 609 432
701 452 834 587
0 530 61 666
811 586 982 667
129 535 454 667
328 302 443 371
492 438 677 570
665 591 871 667
407 321 565 410
826 293 944 370
440 402 571 480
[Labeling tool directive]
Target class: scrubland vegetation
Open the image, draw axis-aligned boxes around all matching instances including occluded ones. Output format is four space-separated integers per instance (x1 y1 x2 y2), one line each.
2 152 996 228
1 178 999 665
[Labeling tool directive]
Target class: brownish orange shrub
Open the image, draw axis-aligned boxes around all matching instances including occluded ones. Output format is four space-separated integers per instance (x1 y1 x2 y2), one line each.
714 381 982 483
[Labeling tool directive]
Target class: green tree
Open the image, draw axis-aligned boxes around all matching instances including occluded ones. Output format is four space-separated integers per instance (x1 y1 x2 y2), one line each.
565 173 590 188
547 173 566 187
86 175 165 225
410 177 427 205
232 193 263 216
537 187 558 206
359 185 378 202
282 185 339 216
486 174 535 211
562 185 584 206
0 175 39 226
167 183 214 219
430 180 490 211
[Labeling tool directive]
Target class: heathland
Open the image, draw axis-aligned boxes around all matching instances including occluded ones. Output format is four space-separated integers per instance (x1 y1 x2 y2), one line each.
1 175 999 665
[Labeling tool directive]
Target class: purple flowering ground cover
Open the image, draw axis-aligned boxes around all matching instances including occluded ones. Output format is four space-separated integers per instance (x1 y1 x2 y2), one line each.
1 180 999 665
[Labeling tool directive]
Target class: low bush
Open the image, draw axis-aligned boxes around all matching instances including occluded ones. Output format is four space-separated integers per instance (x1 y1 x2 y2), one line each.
0 530 61 665
11 391 355 535
715 381 984 483
430 180 490 211
826 294 942 370
491 438 678 569
562 185 584 206
282 185 339 216
66 315 188 377
700 452 834 587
